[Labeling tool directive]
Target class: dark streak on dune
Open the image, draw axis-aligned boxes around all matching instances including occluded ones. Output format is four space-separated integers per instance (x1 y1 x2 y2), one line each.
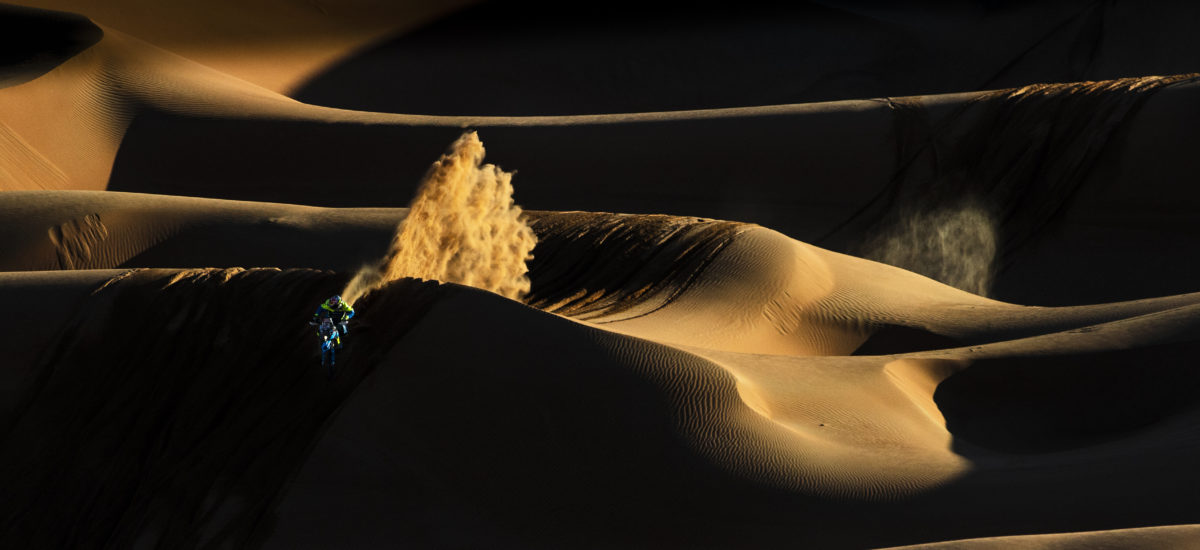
829 74 1200 295
0 268 443 548
524 211 750 320
0 5 102 89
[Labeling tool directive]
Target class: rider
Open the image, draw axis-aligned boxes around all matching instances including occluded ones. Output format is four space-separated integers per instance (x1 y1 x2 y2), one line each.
312 295 355 349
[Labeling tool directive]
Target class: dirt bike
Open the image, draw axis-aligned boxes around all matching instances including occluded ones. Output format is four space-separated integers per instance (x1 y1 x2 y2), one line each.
311 318 345 377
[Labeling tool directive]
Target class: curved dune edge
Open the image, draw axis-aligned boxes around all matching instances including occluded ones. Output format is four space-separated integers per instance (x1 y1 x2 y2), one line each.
0 4 101 89
268 279 1200 548
4 190 1200 358
5 13 1200 308
4 0 477 94
6 191 1200 358
2 259 1199 546
879 524 1200 550
0 190 402 271
0 22 300 191
592 225 1200 357
523 210 752 320
0 267 449 547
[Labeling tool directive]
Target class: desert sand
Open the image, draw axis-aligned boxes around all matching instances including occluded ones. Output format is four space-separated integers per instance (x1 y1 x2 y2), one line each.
2 2 1200 548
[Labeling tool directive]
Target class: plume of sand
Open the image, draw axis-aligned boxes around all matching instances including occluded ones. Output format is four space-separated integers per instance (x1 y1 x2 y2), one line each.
342 132 536 303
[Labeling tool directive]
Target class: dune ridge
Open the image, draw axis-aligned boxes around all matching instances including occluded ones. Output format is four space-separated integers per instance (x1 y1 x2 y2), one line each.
4 7 1197 305
882 524 1200 549
0 267 444 548
5 0 477 93
0 4 101 89
0 190 402 272
342 132 535 304
264 274 1200 548
3 217 1200 547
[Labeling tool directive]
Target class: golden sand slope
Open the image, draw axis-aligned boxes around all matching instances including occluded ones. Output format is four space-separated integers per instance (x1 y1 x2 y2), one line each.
269 276 1200 548
3 190 1197 358
0 190 400 271
7 0 477 93
0 21 303 191
3 263 1198 548
3 210 1199 547
5 7 1199 308
881 525 1200 549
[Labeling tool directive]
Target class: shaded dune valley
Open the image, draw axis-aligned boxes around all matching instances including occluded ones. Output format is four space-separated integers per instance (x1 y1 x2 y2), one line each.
4 2 1200 549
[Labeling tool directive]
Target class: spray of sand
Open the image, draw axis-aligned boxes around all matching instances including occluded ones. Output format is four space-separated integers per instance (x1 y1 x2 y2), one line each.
342 132 536 304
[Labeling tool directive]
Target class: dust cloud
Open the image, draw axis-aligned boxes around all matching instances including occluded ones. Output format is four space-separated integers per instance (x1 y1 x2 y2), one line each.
342 132 536 303
861 202 997 296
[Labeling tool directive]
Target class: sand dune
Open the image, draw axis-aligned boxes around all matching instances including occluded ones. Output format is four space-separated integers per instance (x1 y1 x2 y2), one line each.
2 215 1199 546
5 0 476 93
0 14 308 191
0 190 400 271
293 1 1200 115
6 189 1197 356
882 525 1200 549
4 5 1199 306
2 266 1198 548
5 2 1200 548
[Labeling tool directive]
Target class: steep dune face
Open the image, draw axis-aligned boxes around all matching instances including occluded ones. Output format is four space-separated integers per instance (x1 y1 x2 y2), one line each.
267 282 966 549
0 270 121 422
830 75 1198 299
530 217 1200 357
524 211 750 319
263 278 1200 549
0 4 100 89
4 8 1197 304
0 5 101 190
6 0 477 93
0 267 444 548
0 17 306 191
111 74 1200 304
4 190 1197 359
293 1 1200 115
2 265 1199 548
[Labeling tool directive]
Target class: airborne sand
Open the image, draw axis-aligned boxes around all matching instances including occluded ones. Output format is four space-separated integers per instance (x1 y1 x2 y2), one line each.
3 2 1200 549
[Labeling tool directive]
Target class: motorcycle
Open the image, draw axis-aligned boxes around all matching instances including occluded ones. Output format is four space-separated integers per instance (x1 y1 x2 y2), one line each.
310 318 345 377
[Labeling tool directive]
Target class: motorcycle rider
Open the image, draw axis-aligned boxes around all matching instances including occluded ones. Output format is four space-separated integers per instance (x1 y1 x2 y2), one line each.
311 295 355 349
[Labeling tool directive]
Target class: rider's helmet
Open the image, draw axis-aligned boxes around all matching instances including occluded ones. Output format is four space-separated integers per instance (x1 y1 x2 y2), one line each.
329 295 342 306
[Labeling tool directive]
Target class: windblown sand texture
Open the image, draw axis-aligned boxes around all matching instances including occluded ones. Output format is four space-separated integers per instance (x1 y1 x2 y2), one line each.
3 2 1200 549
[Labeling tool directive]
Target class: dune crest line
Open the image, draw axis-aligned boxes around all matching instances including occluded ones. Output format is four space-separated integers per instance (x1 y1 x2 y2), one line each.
343 132 535 303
